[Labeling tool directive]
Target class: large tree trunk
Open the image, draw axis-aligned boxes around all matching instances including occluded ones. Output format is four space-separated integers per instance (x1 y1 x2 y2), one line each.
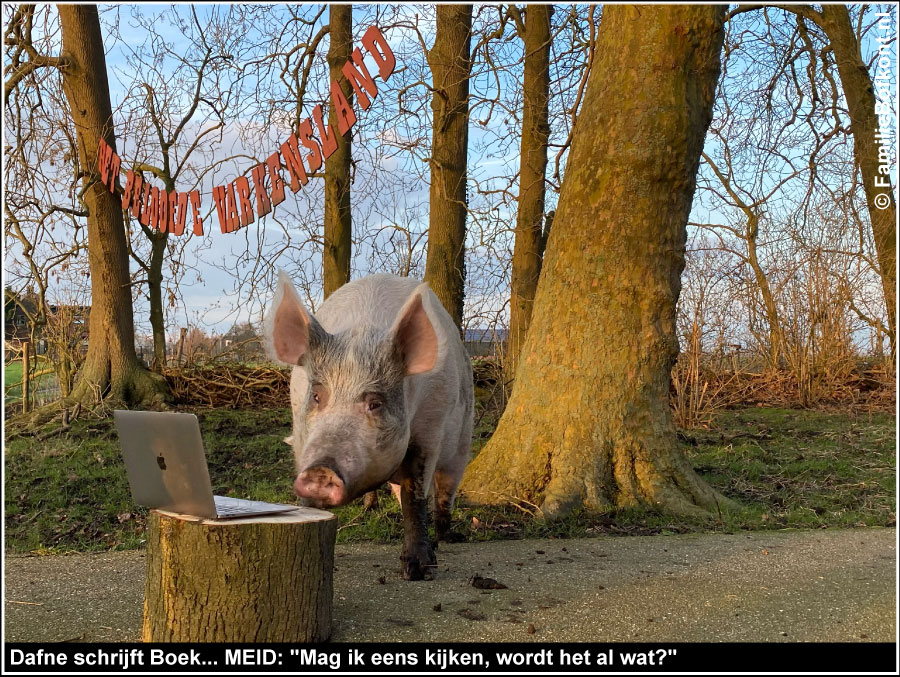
506 4 553 384
143 510 336 642
323 4 353 298
54 5 167 414
817 5 896 358
424 5 472 330
462 5 733 518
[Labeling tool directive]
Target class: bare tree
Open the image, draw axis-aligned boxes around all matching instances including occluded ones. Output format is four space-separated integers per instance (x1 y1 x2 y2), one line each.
6 5 167 426
424 5 473 329
506 4 553 383
729 3 896 357
323 4 352 297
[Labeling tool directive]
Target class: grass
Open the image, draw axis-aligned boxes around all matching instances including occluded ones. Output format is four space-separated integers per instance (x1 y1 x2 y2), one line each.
4 357 57 406
3 405 895 554
682 407 896 530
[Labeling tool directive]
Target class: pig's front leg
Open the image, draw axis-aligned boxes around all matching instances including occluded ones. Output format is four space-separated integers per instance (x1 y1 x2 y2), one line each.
397 453 436 581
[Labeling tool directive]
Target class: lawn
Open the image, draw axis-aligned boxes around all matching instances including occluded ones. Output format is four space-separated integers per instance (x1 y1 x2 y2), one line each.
4 357 57 407
3 405 895 554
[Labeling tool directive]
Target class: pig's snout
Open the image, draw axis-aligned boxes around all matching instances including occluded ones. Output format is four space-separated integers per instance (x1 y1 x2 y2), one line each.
294 466 346 507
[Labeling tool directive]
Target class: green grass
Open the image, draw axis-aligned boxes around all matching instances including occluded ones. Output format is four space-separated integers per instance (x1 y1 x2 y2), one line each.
4 357 57 405
682 407 896 530
3 405 895 554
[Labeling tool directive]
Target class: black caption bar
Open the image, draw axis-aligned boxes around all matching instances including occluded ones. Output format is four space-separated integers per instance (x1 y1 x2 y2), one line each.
4 642 897 674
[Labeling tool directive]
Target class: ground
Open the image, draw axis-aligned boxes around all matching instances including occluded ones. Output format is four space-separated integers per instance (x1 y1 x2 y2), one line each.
3 406 895 552
3 403 895 643
4 528 895 642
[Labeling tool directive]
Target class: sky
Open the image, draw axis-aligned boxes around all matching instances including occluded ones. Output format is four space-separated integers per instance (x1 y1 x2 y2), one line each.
93 4 527 338
3 3 897 351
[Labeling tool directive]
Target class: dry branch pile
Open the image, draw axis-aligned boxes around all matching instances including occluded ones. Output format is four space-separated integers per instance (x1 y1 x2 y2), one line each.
672 365 895 414
163 364 290 409
162 358 894 413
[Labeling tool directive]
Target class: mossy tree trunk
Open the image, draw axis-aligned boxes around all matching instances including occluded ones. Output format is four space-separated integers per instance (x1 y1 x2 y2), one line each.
506 4 553 384
323 4 353 298
53 6 167 415
424 5 472 330
463 5 733 517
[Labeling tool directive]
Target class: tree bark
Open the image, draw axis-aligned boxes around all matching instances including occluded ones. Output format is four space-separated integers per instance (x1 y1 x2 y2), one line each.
53 5 167 416
745 213 782 368
147 231 167 370
323 4 353 298
506 5 553 384
143 509 337 642
462 5 733 517
424 5 472 330
817 5 896 358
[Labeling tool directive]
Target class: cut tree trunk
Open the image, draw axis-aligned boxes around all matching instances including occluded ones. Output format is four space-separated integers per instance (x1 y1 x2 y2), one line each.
174 327 187 366
143 508 337 642
506 4 553 384
323 4 353 298
48 5 167 422
462 5 733 518
424 5 472 330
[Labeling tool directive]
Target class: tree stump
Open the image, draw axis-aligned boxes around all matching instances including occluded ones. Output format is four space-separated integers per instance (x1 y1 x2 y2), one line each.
143 507 337 642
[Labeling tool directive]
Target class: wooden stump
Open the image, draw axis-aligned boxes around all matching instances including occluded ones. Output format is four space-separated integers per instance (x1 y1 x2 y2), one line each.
143 507 337 642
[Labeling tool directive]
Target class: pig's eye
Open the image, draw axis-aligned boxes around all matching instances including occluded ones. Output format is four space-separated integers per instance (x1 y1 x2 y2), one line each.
309 386 326 408
367 399 383 412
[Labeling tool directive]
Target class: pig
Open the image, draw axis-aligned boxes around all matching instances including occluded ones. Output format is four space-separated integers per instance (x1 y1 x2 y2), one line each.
264 272 474 580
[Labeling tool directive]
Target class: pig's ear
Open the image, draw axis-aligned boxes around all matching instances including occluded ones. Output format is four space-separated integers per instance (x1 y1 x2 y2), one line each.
390 286 438 375
265 271 324 366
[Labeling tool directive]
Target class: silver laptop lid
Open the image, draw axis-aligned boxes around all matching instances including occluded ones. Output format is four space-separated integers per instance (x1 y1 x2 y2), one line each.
114 410 218 519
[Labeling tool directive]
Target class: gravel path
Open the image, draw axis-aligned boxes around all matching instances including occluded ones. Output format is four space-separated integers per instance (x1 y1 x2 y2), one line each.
4 528 895 642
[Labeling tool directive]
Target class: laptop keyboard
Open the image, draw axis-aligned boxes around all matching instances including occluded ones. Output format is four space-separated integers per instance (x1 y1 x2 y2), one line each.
213 495 295 517
217 504 256 515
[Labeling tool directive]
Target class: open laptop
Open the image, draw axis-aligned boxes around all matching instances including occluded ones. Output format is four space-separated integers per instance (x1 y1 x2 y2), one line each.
114 410 297 520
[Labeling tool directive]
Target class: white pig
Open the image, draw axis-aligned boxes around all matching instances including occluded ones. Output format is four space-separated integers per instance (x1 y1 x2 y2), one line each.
265 272 474 580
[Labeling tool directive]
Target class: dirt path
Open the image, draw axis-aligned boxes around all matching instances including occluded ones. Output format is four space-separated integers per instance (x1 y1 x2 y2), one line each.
4 528 895 642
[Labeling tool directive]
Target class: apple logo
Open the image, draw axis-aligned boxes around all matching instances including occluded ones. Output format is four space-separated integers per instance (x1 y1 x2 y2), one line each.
156 454 167 470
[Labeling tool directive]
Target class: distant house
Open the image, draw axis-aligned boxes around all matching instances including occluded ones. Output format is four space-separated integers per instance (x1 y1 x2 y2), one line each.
4 290 90 359
5 293 39 361
463 327 507 358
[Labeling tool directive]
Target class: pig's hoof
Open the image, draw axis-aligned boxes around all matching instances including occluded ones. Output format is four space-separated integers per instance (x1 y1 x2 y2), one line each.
441 530 466 544
361 491 379 512
401 549 437 581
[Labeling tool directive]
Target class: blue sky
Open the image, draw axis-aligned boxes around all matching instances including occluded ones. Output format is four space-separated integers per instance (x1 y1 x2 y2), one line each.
4 3 896 349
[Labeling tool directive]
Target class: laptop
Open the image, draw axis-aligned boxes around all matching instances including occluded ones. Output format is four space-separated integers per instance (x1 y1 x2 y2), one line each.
114 410 297 520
